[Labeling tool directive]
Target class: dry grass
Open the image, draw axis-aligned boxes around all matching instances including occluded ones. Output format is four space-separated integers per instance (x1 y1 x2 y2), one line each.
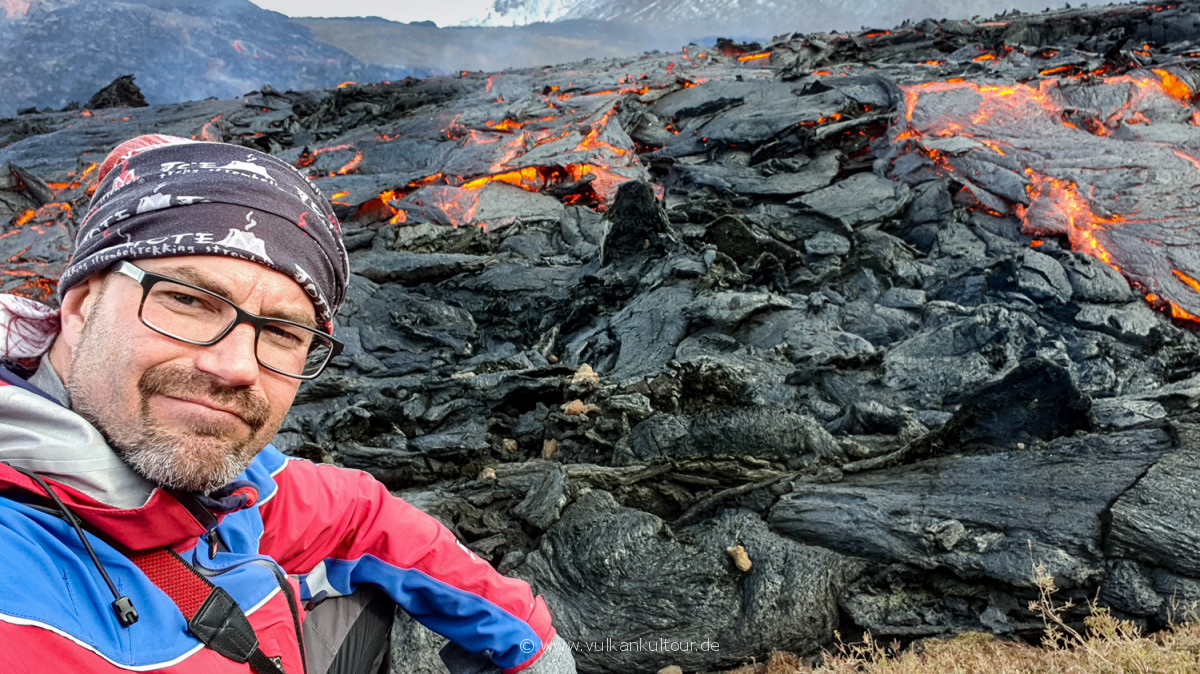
726 562 1200 674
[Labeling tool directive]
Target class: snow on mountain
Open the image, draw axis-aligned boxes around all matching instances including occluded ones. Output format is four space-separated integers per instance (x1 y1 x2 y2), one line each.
472 0 580 26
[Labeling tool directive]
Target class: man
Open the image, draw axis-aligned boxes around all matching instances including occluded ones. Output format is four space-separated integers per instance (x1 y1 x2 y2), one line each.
0 135 576 674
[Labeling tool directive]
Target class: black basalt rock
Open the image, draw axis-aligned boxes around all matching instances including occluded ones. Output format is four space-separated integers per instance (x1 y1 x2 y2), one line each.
85 75 148 110
514 490 864 673
601 180 672 264
929 357 1095 453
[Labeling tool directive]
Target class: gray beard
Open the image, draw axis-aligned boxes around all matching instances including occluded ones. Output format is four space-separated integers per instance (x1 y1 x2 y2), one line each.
111 428 255 495
69 393 261 495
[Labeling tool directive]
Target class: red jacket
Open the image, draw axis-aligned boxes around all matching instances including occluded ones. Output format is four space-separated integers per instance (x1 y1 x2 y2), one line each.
0 367 561 672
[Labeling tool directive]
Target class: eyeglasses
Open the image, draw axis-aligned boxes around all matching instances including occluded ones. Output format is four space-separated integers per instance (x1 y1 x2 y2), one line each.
111 260 343 380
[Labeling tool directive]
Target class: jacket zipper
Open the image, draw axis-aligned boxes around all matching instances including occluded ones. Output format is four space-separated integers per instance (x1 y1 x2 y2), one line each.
179 491 307 674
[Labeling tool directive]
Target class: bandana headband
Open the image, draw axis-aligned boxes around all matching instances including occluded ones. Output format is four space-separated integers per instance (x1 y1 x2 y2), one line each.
59 135 349 333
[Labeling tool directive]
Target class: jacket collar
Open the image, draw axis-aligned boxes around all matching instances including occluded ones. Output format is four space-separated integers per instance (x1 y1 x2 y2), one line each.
27 351 69 406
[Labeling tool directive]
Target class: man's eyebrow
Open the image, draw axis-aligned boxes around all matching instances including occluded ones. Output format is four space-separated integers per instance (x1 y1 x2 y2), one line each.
159 264 319 329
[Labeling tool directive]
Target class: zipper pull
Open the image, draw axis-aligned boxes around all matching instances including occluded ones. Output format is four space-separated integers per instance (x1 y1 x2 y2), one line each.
206 529 220 559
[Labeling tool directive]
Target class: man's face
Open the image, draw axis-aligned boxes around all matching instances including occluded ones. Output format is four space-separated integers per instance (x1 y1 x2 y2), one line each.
65 255 313 494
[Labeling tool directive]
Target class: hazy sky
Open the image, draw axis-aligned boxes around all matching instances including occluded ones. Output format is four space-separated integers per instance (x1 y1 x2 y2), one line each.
250 0 496 26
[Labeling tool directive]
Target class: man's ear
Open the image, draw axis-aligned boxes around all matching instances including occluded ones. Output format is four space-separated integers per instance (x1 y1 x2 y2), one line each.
55 273 110 354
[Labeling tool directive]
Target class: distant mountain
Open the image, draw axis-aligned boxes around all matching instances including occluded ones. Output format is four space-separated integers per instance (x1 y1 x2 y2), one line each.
296 17 686 74
475 0 1095 37
0 0 404 116
299 0 1120 76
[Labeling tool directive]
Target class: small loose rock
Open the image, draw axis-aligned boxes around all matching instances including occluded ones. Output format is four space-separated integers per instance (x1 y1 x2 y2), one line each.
562 399 602 416
572 363 600 385
542 439 559 459
727 545 752 572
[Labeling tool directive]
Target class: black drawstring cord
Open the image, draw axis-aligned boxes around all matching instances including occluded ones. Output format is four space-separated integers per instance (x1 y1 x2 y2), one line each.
6 465 139 627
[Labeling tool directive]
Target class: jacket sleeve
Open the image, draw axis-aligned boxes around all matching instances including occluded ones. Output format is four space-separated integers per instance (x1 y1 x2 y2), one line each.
256 454 563 674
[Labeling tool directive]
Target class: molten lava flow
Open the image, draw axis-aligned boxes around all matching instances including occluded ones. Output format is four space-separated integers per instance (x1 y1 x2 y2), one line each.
1039 65 1076 76
198 114 224 142
330 151 364 177
1152 68 1192 101
897 69 1200 323
1147 293 1200 321
335 63 663 230
2 273 55 301
421 100 634 223
1173 269 1200 294
413 186 479 228
3 201 75 301
1015 172 1121 266
1159 274 1200 320
296 143 355 169
24 203 72 222
575 108 628 157
463 167 543 191
357 174 447 225
44 163 100 196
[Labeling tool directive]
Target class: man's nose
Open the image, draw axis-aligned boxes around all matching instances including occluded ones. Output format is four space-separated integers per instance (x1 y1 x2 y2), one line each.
193 321 260 386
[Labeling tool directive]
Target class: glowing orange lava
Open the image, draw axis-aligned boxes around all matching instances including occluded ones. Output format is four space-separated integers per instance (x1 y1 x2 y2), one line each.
329 151 364 177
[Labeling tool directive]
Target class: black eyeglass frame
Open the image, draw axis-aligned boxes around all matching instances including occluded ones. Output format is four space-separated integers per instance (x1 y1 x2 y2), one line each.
110 260 344 380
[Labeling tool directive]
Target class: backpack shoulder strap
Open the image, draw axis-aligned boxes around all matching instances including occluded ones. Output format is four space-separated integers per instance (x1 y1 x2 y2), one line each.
129 547 288 674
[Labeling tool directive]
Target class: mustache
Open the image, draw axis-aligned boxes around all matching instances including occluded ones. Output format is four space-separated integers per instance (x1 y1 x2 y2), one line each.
138 364 271 430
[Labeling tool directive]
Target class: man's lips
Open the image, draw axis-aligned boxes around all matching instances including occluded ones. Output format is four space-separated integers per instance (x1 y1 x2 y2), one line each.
159 394 249 423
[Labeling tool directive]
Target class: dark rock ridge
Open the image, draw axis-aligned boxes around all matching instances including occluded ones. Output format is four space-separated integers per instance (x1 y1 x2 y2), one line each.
84 75 149 110
6 2 1200 672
